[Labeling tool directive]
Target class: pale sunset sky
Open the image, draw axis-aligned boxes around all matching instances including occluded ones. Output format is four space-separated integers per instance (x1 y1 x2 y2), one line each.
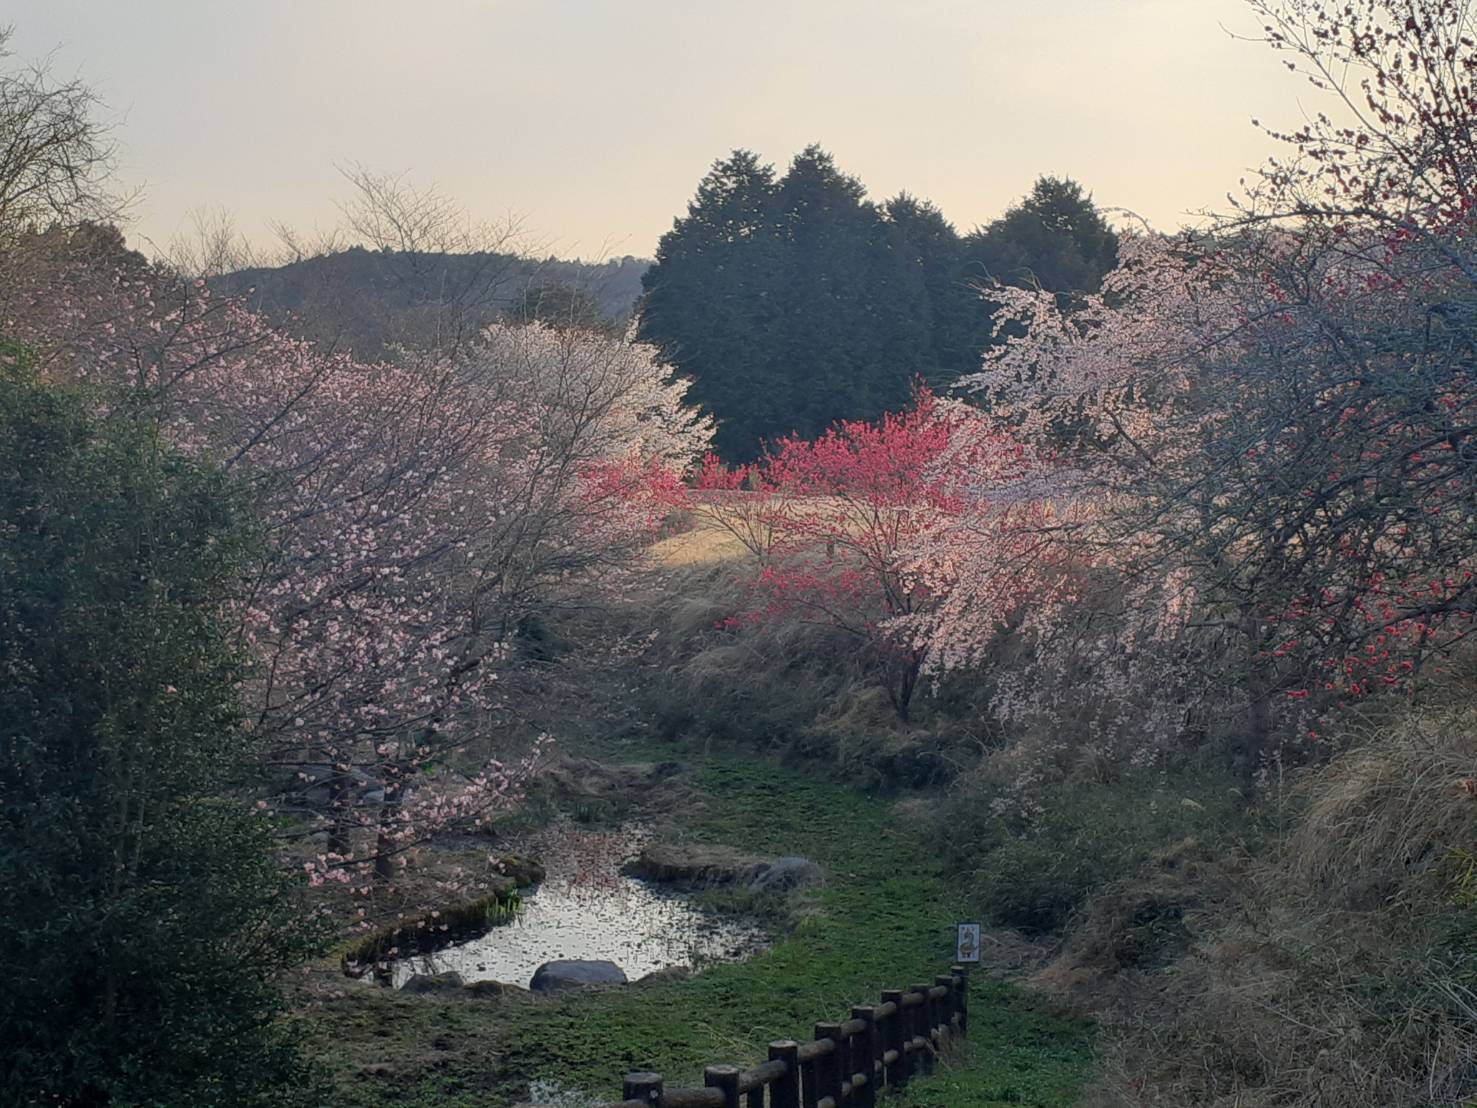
8 0 1304 259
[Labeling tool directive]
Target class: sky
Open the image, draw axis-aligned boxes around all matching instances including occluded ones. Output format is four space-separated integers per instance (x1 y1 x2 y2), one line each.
9 0 1307 262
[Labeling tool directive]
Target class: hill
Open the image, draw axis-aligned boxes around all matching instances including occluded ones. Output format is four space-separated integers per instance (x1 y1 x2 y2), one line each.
212 247 650 355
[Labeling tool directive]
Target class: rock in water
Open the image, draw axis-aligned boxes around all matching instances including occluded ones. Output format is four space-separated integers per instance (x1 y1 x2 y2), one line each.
401 971 465 994
625 842 770 886
529 959 628 992
748 856 824 894
492 853 547 886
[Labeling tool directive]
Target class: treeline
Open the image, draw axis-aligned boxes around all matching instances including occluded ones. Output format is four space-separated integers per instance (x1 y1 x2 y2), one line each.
637 147 1118 458
212 247 649 358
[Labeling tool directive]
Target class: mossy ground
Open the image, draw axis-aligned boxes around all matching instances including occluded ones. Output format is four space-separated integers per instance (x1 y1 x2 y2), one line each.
302 740 1091 1106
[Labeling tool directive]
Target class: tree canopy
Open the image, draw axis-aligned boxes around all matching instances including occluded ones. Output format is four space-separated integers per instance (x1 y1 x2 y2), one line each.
637 148 1118 459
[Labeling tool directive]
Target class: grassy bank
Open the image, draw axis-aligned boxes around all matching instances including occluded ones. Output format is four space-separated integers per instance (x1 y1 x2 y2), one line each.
304 740 1090 1107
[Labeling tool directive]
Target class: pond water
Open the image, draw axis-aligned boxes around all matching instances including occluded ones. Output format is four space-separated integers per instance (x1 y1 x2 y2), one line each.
388 871 768 989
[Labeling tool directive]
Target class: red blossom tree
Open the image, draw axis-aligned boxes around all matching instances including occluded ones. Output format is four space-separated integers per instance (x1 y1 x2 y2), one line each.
696 390 1050 719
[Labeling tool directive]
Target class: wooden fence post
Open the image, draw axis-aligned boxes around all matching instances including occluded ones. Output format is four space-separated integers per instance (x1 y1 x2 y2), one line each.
623 1071 663 1106
951 963 969 1036
880 988 905 1089
935 975 956 1054
839 1022 854 1105
769 1039 800 1108
841 1019 859 1107
851 1006 877 1108
815 1021 843 1104
704 1064 741 1108
910 984 935 1076
902 989 919 1081
600 966 968 1107
800 1038 820 1108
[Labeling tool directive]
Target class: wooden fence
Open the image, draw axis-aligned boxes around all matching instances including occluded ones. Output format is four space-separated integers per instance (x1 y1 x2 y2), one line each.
605 965 969 1108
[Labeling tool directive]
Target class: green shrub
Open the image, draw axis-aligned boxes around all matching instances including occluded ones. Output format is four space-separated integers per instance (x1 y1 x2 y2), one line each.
951 770 1255 935
0 358 325 1105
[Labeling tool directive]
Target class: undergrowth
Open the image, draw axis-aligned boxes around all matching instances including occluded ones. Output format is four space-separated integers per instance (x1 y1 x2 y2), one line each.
933 765 1262 935
1053 699 1477 1106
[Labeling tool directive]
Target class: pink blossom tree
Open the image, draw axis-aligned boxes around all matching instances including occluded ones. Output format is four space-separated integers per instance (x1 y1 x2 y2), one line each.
912 0 1477 771
6 239 711 898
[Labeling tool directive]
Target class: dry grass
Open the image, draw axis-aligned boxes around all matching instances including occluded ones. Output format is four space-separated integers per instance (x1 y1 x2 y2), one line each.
649 496 904 569
1290 707 1477 908
1053 695 1477 1108
649 522 749 567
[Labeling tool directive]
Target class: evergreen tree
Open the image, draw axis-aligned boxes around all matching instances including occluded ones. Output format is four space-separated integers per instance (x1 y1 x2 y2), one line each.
880 193 976 385
771 146 885 438
0 347 323 1106
964 176 1119 295
638 156 1119 459
864 200 934 410
638 150 783 458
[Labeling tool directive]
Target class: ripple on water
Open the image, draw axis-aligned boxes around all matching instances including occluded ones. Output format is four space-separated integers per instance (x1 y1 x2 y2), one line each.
389 874 768 989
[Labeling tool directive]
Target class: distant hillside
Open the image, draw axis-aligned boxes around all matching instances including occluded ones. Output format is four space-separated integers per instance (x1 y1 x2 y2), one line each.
212 247 651 355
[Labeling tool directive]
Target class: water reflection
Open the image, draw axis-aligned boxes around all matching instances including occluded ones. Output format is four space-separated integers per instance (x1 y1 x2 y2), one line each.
389 873 767 989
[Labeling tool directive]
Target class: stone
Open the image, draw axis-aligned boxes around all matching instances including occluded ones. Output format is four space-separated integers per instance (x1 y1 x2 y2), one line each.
625 842 770 887
634 965 692 987
538 755 692 801
529 959 628 992
492 853 547 886
748 856 824 895
400 971 465 994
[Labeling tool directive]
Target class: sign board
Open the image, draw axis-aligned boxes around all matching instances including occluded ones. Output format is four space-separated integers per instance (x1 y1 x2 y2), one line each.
955 921 981 964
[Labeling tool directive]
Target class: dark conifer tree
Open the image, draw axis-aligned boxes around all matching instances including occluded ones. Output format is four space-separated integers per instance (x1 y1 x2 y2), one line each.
638 157 1119 459
964 176 1119 295
880 193 976 385
637 150 783 458
771 146 882 439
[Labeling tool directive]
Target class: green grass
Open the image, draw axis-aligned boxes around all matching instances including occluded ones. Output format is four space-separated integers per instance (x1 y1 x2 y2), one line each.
305 742 1091 1106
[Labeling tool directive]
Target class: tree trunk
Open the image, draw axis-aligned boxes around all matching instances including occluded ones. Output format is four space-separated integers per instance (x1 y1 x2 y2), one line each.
327 770 352 857
373 780 400 883
1238 608 1274 781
